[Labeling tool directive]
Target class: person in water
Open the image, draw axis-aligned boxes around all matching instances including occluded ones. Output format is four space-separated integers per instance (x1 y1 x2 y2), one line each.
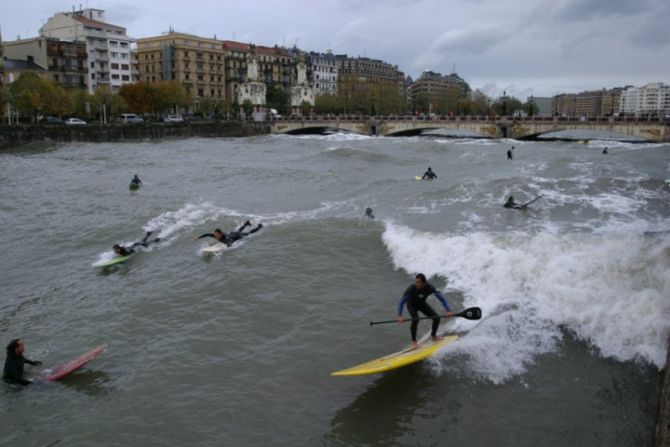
396 273 454 349
507 146 514 160
422 167 437 180
195 220 263 247
364 207 375 219
130 174 142 186
113 231 160 256
602 147 608 155
3 339 42 386
504 195 522 209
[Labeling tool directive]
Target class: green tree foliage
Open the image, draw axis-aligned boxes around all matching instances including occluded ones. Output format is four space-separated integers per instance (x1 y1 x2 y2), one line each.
314 94 342 114
301 100 313 116
7 72 70 121
90 86 127 122
266 84 288 114
337 74 407 115
242 99 254 117
149 81 191 115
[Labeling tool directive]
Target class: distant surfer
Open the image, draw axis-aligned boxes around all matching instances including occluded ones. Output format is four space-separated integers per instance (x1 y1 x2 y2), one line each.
130 174 142 186
194 220 263 247
396 273 454 349
113 231 160 256
3 339 42 386
507 146 514 160
504 195 522 209
422 167 437 180
364 207 375 219
602 147 608 155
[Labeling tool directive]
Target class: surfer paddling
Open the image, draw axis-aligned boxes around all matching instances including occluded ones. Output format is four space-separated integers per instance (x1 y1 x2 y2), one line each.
194 220 263 247
130 174 142 186
113 231 160 256
503 195 522 209
396 273 454 349
3 339 42 386
364 207 375 219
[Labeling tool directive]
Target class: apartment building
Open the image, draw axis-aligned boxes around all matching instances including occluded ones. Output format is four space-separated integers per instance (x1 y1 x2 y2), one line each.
553 88 622 117
307 51 338 96
40 8 133 93
2 37 88 89
407 70 470 109
620 83 670 117
136 31 225 101
335 55 405 114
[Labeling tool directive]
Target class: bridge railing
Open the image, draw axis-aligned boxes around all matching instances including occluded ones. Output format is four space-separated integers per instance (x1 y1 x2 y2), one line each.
271 114 670 124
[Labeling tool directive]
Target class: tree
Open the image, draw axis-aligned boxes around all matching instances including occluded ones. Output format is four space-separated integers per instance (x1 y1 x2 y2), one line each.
91 85 127 122
149 81 191 115
119 83 153 114
241 99 253 118
314 94 341 114
266 84 288 114
7 72 60 122
301 100 313 116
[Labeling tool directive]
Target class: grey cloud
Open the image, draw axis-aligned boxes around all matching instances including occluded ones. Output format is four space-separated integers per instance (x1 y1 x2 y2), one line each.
631 3 670 47
553 0 653 21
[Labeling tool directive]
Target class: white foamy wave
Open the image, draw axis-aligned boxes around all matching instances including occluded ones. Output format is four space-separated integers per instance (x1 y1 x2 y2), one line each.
587 139 664 150
292 132 372 142
144 202 234 240
381 222 670 383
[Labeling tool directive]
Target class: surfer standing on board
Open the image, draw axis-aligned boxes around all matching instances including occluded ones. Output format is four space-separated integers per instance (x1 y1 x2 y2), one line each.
194 220 263 247
422 167 437 180
113 231 160 256
3 339 42 386
396 274 454 349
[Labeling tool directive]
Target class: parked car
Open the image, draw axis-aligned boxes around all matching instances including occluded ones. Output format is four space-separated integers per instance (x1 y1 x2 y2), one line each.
118 113 144 124
163 115 184 123
64 117 87 125
39 116 64 124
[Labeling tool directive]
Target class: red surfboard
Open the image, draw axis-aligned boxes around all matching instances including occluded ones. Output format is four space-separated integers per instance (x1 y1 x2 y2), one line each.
42 344 107 381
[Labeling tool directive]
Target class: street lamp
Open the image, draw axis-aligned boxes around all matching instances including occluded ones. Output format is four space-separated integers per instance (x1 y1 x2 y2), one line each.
502 90 507 116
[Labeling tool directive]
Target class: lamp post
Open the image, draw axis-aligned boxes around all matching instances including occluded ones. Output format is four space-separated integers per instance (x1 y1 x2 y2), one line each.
502 90 507 117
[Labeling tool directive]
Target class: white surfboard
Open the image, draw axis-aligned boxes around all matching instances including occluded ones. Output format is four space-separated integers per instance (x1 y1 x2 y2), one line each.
201 243 228 254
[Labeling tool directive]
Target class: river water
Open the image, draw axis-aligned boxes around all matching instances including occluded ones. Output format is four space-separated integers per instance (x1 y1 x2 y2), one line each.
1 134 669 446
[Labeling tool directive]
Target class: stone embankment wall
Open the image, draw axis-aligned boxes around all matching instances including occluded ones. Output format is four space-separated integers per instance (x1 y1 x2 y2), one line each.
657 363 670 446
0 122 269 150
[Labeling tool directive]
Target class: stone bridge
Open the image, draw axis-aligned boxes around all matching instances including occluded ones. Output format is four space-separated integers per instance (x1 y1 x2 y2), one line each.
270 116 670 141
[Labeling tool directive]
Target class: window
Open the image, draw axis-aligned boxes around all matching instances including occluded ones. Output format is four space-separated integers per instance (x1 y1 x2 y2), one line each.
111 63 119 69
198 88 204 96
111 52 119 58
90 62 95 68
121 64 129 70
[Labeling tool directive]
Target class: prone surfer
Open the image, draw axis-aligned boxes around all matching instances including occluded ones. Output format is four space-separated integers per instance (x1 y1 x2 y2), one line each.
3 339 42 386
422 167 437 180
194 220 263 247
396 273 454 349
130 174 142 186
113 231 160 256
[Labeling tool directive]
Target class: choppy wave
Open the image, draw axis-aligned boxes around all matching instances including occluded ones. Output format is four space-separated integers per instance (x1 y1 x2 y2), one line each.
381 222 670 383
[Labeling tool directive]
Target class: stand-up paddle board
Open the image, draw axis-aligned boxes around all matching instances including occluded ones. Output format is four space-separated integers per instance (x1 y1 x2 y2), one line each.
201 243 228 254
41 344 107 381
331 335 458 376
94 255 132 267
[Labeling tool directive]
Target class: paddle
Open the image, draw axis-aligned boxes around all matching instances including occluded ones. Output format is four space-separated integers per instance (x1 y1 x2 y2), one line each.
521 194 543 208
369 306 482 326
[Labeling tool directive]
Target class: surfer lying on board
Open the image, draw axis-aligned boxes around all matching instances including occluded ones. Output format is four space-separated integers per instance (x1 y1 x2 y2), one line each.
3 339 42 386
396 273 454 349
194 220 263 247
113 231 160 256
422 167 437 180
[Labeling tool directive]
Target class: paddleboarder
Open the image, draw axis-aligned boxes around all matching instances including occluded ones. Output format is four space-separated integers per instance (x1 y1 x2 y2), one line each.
504 195 522 209
422 167 437 180
3 339 42 386
396 273 454 349
507 146 514 160
113 231 160 256
130 174 142 186
194 220 263 247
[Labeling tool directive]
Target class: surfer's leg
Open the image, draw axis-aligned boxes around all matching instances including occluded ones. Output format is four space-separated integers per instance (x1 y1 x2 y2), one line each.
237 221 251 232
417 301 440 338
407 301 419 342
248 223 263 234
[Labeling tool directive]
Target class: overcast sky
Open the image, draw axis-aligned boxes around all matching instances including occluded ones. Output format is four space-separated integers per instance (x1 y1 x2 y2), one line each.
2 0 669 98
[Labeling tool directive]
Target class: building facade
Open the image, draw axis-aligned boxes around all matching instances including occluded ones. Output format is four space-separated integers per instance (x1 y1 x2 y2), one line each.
40 8 133 93
136 31 225 102
222 41 297 105
307 51 337 96
290 57 315 115
553 88 622 117
335 55 405 114
2 37 87 89
407 70 470 113
620 83 670 117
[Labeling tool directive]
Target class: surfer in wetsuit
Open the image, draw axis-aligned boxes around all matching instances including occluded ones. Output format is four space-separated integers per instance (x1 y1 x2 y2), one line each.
364 207 375 219
422 167 437 180
396 273 454 349
130 174 142 186
504 195 522 209
602 147 608 155
3 339 42 386
507 146 514 160
195 220 263 247
113 231 160 256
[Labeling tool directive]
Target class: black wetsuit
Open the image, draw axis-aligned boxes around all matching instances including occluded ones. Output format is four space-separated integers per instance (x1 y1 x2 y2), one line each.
3 352 40 386
197 222 262 247
422 170 437 179
119 232 156 255
397 283 451 341
504 199 521 209
131 177 142 185
507 149 513 160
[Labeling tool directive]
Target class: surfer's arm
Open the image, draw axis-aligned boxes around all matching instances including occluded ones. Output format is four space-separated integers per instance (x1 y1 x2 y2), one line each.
196 233 216 240
397 293 410 316
433 290 451 312
25 358 42 366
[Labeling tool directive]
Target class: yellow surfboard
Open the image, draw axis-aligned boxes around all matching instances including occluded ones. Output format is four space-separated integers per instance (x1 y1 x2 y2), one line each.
331 335 459 377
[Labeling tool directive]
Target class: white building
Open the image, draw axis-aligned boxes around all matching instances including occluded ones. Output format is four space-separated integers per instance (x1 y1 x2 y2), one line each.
309 51 338 96
620 82 670 117
40 8 134 93
236 52 266 119
291 58 315 115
